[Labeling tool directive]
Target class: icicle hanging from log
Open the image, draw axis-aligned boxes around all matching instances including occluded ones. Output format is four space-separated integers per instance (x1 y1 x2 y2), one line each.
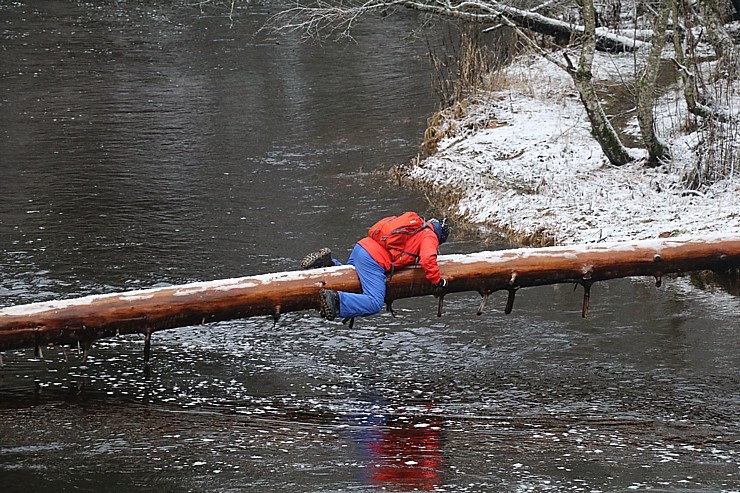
0 234 738 353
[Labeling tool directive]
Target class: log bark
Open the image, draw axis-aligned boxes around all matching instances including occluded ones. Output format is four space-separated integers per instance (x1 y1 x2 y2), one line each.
1 234 738 352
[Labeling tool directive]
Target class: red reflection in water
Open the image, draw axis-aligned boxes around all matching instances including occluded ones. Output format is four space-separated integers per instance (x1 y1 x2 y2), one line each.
356 416 443 491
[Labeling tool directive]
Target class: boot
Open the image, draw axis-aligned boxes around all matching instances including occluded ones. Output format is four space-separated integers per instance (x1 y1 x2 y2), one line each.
319 289 340 321
300 248 333 269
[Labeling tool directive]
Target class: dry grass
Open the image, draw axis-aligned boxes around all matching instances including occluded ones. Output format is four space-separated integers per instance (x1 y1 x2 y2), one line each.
422 25 515 156
689 268 740 296
421 100 467 156
428 28 502 107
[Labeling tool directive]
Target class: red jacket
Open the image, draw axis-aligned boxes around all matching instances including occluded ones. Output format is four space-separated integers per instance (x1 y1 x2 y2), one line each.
358 221 442 284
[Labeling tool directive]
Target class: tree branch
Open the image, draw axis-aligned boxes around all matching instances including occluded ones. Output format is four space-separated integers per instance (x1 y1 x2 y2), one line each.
265 0 646 53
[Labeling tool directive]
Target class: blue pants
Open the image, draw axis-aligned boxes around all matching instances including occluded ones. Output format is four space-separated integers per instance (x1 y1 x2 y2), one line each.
334 244 386 318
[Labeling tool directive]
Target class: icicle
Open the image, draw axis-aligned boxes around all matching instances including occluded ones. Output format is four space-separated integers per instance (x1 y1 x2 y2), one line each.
143 329 152 366
504 288 517 314
581 282 592 318
477 291 490 316
386 300 397 318
81 340 91 363
437 294 445 317
272 305 281 324
34 331 43 359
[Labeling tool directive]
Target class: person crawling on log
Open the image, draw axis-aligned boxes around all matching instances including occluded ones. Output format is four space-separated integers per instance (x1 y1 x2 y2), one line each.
300 212 450 321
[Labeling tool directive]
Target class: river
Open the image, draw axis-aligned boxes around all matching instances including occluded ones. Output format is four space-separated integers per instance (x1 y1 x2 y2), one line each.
1 1 739 492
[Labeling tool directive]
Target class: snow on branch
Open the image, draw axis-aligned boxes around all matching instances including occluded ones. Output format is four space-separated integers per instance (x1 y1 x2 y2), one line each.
265 0 648 53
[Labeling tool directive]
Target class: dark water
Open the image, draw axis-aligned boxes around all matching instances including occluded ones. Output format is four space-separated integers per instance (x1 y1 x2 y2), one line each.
2 1 739 492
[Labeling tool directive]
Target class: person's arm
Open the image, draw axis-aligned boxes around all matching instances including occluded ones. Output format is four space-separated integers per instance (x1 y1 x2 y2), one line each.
418 233 443 285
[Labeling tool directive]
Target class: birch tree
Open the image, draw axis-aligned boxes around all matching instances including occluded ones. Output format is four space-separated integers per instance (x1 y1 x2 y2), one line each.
565 0 633 165
637 0 671 165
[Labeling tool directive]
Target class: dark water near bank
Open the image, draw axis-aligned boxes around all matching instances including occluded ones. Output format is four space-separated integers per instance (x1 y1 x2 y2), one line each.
1 1 739 492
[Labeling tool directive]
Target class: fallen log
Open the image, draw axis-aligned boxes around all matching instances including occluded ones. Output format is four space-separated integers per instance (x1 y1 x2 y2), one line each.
1 234 738 353
399 0 646 53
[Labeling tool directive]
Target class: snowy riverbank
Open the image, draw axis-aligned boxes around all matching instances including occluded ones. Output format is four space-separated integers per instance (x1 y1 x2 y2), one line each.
404 51 740 247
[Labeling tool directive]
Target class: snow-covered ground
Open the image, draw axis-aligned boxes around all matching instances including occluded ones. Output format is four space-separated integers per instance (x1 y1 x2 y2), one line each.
406 51 739 246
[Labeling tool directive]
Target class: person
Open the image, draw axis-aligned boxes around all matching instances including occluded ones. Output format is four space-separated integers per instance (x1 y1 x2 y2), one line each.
300 214 450 321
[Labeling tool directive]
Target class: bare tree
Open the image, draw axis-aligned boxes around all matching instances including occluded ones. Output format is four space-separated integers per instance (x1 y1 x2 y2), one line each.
697 0 738 73
565 0 633 165
669 0 738 187
267 0 645 51
637 0 671 165
670 0 720 120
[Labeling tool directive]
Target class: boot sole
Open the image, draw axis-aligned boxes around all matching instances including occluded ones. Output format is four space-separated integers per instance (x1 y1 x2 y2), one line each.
300 248 333 269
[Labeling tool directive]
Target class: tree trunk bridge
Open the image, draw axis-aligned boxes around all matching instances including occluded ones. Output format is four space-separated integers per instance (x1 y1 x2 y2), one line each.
1 234 738 356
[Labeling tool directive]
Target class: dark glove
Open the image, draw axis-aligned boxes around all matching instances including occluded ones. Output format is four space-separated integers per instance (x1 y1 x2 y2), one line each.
434 278 447 295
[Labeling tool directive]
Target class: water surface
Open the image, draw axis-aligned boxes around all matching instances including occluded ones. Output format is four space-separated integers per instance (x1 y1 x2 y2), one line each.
1 2 739 492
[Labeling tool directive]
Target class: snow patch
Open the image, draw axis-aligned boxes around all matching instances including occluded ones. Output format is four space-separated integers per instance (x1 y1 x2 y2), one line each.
409 51 740 245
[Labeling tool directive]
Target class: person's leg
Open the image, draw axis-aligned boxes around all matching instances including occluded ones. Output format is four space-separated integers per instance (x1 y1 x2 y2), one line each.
337 244 386 318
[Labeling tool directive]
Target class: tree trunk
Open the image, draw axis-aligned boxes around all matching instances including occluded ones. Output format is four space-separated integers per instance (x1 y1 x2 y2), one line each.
637 0 671 165
568 0 634 166
672 0 732 122
1 234 738 353
697 0 738 73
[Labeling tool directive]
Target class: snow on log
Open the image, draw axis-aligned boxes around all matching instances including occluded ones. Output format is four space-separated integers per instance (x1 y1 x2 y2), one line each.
1 234 738 352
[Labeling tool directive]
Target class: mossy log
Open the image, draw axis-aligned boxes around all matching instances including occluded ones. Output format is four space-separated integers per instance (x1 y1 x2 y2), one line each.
1 234 738 353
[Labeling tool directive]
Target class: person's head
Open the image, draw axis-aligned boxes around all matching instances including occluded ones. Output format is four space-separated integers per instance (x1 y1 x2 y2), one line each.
429 217 450 245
